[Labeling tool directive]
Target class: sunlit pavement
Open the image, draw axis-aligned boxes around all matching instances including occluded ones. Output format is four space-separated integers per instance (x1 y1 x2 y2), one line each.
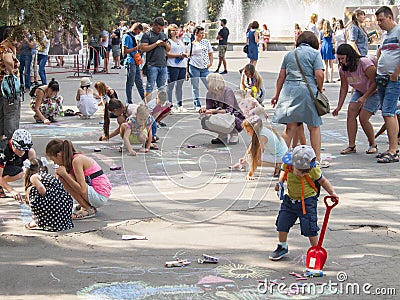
0 50 398 299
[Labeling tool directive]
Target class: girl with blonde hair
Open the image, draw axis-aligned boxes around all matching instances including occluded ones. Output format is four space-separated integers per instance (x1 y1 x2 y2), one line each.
230 116 288 179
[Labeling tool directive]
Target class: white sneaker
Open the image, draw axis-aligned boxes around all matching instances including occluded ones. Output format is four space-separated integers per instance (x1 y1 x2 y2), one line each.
228 134 239 145
318 160 330 168
178 106 188 113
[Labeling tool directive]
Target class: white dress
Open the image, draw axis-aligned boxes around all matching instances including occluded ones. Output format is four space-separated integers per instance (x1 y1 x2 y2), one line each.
77 92 98 117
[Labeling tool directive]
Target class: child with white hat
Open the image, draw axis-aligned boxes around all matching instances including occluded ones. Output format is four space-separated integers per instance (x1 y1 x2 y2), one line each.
75 77 98 118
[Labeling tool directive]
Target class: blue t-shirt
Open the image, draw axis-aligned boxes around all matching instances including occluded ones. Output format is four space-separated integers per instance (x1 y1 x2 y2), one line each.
122 32 137 65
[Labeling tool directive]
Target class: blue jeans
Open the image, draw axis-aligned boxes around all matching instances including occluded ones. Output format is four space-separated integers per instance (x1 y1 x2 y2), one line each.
189 65 209 108
37 54 48 84
378 78 400 117
167 66 186 107
151 115 157 137
125 62 145 104
146 65 167 93
18 54 32 89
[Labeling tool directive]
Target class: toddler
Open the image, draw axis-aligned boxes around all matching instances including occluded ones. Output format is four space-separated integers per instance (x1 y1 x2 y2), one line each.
270 145 338 260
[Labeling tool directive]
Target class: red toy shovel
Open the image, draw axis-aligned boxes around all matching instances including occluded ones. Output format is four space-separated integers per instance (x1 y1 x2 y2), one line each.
306 196 339 270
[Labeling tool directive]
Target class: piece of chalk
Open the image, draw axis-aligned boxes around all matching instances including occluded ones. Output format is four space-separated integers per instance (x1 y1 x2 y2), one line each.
94 148 101 152
110 166 122 171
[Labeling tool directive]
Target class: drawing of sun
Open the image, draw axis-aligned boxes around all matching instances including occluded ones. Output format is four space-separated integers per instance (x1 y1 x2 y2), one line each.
216 264 271 279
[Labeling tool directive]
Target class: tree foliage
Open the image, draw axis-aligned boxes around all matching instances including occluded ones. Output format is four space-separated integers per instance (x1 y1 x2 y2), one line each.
0 0 117 38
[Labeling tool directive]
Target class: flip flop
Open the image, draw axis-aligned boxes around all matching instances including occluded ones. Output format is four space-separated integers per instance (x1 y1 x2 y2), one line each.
0 186 6 198
340 146 356 155
149 143 159 150
72 207 96 220
366 145 378 154
24 220 38 230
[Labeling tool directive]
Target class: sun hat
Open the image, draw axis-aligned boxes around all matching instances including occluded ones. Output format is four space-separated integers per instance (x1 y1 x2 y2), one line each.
282 145 316 170
11 129 33 150
80 77 92 87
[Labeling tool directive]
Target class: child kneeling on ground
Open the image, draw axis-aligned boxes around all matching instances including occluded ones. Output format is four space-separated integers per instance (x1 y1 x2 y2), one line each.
269 145 338 261
147 90 172 128
45 139 111 219
76 77 98 118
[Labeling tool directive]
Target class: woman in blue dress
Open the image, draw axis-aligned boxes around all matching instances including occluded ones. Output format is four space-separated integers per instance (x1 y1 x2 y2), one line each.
271 31 329 167
320 20 335 83
247 21 260 66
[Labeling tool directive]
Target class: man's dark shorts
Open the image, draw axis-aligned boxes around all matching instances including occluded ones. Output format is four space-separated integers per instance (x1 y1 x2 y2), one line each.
2 165 23 177
276 194 319 237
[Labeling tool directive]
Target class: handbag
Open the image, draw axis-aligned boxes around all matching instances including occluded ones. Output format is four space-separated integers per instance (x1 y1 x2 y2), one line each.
294 50 330 116
243 45 248 54
204 113 235 134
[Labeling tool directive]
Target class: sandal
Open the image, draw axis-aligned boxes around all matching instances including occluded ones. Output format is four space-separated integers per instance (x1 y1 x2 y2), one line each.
340 146 356 155
149 143 159 150
24 220 38 230
229 162 246 172
376 149 399 158
377 152 399 163
366 145 378 154
72 207 96 220
273 164 281 177
0 186 6 198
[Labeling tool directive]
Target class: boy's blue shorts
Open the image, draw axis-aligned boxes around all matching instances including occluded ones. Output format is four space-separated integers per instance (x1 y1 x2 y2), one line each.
275 194 319 237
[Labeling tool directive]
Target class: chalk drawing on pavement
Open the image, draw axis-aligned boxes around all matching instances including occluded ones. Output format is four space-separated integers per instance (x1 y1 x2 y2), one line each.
77 267 145 276
216 263 271 279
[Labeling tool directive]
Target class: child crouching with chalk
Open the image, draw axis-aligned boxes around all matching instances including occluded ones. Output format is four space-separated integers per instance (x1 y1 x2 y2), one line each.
270 145 338 260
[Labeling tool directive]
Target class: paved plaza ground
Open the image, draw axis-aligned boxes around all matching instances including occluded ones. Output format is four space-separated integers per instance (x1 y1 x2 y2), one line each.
0 50 399 299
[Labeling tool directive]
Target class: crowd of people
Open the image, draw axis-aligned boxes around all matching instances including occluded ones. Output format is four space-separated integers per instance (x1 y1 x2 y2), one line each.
0 6 398 265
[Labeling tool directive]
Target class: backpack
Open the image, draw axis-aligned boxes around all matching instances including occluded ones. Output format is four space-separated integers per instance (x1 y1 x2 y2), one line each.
29 82 44 98
1 74 22 104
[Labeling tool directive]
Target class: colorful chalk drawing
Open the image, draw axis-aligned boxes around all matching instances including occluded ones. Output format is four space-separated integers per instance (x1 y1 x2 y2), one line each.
216 263 271 279
76 263 334 299
21 122 100 138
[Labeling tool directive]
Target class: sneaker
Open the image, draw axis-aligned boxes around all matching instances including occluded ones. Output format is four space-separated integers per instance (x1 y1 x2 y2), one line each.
178 106 188 113
318 160 330 168
228 134 239 145
158 121 167 127
213 69 220 73
269 244 288 261
220 70 228 74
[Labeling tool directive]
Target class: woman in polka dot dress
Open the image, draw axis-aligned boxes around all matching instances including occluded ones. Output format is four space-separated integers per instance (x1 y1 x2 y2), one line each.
24 158 73 231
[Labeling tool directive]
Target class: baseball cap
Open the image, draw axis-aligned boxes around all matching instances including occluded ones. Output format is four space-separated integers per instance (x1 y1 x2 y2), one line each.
292 145 316 169
11 129 33 151
282 145 316 170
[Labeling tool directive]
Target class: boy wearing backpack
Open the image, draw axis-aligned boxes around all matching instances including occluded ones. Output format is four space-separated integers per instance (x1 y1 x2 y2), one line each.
269 145 338 261
0 27 21 150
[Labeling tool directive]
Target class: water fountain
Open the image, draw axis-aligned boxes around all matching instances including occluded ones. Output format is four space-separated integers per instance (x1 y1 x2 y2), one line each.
187 0 207 24
217 0 400 42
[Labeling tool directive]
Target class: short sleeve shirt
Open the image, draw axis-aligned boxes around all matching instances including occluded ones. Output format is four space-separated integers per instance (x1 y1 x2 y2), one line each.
349 25 369 56
188 39 213 69
218 27 229 45
377 24 400 75
282 163 322 200
0 140 28 169
281 43 324 83
141 30 168 67
340 57 375 94
122 32 137 65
